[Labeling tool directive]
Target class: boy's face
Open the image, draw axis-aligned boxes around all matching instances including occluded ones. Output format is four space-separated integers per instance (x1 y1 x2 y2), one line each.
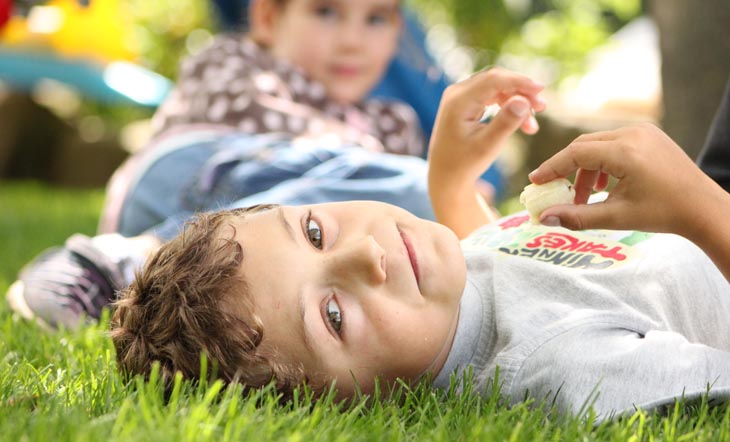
260 0 402 104
229 201 466 396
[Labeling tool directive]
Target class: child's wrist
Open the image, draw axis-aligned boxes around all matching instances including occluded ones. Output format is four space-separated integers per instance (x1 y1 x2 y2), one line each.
672 178 730 247
428 175 478 206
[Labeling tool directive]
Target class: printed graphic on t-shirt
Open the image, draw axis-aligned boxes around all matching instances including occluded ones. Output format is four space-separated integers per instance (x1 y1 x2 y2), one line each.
464 213 654 270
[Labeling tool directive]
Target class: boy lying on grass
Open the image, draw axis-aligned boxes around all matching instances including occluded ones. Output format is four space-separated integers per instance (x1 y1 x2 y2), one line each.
111 68 730 420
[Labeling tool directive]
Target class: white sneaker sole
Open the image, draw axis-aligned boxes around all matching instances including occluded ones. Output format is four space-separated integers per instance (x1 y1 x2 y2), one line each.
6 281 52 331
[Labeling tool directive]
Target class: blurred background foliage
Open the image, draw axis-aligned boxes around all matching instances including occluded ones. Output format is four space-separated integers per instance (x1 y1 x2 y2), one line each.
409 0 642 84
126 0 214 81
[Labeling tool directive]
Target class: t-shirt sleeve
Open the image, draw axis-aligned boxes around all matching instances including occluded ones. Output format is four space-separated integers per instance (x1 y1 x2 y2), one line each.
510 323 730 419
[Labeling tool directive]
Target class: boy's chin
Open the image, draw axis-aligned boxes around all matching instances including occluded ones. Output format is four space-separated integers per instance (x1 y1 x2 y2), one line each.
329 377 418 402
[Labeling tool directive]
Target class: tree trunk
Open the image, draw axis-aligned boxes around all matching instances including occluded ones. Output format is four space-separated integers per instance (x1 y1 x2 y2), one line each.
650 0 730 159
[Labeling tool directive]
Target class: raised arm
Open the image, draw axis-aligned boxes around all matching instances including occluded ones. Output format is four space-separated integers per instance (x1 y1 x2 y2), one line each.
427 68 545 239
529 123 730 279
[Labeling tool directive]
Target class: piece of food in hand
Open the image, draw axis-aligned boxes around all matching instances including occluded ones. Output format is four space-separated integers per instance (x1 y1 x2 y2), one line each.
519 178 575 224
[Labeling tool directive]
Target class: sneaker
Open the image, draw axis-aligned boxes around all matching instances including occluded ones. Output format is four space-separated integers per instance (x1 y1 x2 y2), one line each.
6 234 126 330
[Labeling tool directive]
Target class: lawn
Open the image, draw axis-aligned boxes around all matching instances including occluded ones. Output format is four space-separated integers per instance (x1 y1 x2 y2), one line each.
2 181 730 441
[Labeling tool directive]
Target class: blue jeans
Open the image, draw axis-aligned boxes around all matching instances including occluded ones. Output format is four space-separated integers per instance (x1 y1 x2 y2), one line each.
101 128 435 241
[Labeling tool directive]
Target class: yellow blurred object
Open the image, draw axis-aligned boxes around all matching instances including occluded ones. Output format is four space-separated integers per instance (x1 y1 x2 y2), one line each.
1 13 38 45
1 0 138 63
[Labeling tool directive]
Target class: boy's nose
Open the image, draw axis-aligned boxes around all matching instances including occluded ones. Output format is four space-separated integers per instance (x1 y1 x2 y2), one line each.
328 236 386 286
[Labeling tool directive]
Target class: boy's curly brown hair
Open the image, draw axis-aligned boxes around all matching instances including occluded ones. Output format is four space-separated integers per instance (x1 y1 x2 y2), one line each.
110 205 309 397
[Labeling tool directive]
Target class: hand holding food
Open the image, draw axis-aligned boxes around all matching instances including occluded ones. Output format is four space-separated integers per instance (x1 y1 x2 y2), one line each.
519 178 575 224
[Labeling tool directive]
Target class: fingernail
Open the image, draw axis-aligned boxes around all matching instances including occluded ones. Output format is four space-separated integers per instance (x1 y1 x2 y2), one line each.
541 216 561 227
508 100 529 117
528 169 538 180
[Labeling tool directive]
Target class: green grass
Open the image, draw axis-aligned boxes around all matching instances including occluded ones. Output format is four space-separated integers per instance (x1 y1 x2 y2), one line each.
3 181 730 441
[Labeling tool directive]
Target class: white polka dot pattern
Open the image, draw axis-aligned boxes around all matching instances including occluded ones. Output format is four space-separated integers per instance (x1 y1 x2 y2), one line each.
153 34 424 156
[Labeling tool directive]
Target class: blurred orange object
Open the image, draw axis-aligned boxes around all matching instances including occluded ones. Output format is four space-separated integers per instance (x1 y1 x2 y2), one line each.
1 0 138 64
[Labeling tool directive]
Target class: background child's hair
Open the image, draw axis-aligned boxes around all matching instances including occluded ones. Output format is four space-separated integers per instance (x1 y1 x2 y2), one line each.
110 204 310 397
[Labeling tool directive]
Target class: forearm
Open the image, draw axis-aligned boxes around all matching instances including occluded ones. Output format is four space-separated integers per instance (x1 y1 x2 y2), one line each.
428 174 497 239
424 68 544 238
680 184 730 280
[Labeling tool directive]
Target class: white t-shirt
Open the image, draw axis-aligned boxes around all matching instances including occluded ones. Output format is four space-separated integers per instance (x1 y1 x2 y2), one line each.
433 211 730 419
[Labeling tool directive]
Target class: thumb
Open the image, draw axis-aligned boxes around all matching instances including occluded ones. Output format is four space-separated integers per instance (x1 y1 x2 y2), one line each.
539 202 618 231
483 96 535 140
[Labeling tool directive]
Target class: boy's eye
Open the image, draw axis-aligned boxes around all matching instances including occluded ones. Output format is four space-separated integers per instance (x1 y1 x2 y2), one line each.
306 213 323 249
325 297 342 334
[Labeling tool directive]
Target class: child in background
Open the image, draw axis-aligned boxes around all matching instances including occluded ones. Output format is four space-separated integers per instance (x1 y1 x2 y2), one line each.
111 68 730 421
151 0 423 156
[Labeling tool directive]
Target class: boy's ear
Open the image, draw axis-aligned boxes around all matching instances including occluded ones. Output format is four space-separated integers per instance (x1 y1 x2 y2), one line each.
249 0 281 47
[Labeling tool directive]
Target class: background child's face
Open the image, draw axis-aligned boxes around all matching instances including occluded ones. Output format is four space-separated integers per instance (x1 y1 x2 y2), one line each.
228 201 467 395
256 0 402 104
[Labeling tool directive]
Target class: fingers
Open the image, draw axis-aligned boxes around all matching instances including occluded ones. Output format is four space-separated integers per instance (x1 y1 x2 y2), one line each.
519 110 540 135
485 68 546 111
477 96 536 152
525 123 695 234
573 168 598 204
594 172 610 191
539 200 621 231
529 138 629 185
529 124 663 185
447 68 546 117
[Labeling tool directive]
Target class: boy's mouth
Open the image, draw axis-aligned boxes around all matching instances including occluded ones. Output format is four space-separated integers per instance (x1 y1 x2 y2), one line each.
399 229 420 289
